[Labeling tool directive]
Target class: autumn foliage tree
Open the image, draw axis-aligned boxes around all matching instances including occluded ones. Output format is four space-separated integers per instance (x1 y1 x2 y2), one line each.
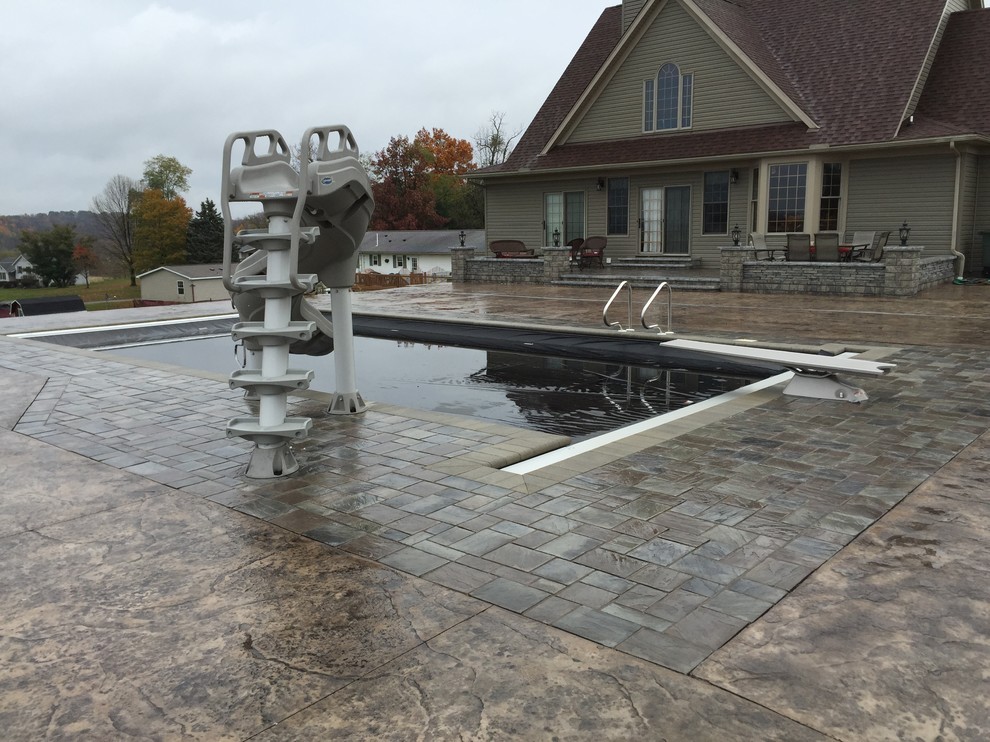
72 242 100 287
132 189 192 273
369 128 482 230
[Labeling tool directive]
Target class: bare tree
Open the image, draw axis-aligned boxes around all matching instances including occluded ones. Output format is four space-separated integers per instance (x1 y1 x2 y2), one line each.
474 111 521 168
92 175 141 286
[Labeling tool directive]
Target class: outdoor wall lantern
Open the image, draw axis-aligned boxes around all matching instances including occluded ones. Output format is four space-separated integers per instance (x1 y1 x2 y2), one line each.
899 221 911 246
596 177 606 191
729 169 739 184
731 224 741 245
552 228 561 246
458 230 466 246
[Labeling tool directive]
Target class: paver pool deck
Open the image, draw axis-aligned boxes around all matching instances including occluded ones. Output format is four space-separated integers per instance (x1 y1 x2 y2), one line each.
1 281 989 740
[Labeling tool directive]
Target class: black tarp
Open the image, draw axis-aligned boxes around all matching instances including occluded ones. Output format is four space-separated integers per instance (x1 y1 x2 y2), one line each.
12 295 86 316
38 312 784 380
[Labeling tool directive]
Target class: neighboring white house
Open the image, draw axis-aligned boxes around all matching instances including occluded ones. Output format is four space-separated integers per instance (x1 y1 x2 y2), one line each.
137 264 230 303
0 255 35 283
0 254 91 286
356 230 484 276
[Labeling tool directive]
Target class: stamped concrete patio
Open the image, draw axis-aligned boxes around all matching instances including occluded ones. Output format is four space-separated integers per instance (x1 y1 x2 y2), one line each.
1 282 988 740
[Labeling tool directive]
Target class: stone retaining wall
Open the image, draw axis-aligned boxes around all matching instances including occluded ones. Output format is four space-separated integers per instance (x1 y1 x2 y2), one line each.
451 246 571 284
720 246 954 296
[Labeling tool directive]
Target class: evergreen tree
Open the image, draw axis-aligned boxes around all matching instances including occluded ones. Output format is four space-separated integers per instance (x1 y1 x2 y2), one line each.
186 198 225 264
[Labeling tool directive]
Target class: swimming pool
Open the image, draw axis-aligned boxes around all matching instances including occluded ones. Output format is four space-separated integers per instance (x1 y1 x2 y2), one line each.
28 314 780 441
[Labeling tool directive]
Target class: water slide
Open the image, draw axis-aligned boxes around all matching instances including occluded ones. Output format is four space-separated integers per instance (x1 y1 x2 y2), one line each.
220 126 374 477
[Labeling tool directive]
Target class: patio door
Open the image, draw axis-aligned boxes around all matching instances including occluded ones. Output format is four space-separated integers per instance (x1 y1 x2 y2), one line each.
544 192 585 246
640 186 691 254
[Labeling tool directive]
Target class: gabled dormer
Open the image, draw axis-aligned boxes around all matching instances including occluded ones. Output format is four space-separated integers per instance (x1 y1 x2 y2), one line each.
544 0 816 157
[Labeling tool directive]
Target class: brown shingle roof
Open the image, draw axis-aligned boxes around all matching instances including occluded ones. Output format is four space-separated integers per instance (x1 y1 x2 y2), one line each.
482 0 985 177
914 9 990 137
484 5 623 174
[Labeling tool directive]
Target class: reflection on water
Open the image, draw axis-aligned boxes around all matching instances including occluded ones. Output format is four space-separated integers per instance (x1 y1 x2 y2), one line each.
103 335 754 441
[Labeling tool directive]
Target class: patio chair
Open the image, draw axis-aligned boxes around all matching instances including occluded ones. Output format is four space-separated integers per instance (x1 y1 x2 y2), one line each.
813 233 841 262
567 237 585 264
749 232 784 260
846 231 876 262
577 236 607 270
853 231 889 262
786 233 813 261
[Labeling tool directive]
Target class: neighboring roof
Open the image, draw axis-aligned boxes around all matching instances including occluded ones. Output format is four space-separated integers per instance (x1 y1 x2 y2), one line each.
359 230 485 254
481 0 986 177
136 264 226 280
0 255 31 272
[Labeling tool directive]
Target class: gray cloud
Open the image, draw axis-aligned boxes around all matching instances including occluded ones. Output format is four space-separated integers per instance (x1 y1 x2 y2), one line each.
1 0 609 214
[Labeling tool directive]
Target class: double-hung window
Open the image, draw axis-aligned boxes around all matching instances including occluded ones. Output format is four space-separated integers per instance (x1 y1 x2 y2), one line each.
702 172 729 234
644 63 693 132
819 163 842 231
176 280 185 296
607 178 629 235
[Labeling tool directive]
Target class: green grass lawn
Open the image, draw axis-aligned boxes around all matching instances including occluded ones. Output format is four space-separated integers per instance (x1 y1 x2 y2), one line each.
0 277 141 310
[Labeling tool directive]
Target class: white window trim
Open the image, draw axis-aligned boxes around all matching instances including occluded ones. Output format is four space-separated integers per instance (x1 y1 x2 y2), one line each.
643 63 694 134
756 156 849 235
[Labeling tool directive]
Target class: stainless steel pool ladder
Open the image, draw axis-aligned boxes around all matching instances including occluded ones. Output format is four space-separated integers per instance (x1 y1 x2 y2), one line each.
603 281 674 335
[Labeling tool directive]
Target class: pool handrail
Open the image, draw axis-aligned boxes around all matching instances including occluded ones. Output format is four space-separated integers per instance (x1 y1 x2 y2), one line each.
603 281 635 333
641 282 674 336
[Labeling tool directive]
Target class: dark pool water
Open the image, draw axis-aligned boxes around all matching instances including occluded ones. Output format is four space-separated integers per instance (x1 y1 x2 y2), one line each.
103 334 755 441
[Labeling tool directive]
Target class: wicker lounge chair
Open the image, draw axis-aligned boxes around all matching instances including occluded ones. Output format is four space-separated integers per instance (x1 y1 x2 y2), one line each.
489 240 534 258
577 236 606 270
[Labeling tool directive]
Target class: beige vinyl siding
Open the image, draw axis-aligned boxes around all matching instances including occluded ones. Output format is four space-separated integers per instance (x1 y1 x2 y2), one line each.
569 0 790 144
486 166 750 267
977 156 990 273
959 152 980 269
845 154 955 254
976 156 990 236
484 180 595 249
139 272 229 303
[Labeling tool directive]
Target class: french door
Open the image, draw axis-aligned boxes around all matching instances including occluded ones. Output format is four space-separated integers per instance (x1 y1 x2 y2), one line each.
545 192 586 246
640 186 691 254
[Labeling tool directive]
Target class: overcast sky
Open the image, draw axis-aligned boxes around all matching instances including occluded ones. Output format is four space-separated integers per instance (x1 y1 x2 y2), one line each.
1 0 611 216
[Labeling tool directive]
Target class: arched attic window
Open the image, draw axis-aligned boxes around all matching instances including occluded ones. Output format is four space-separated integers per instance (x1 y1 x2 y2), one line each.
644 63 693 132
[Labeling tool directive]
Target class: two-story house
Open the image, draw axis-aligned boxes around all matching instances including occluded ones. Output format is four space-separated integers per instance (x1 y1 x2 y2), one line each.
471 0 990 275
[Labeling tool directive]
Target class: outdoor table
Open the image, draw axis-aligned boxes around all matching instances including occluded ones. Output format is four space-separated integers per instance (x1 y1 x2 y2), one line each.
839 244 867 262
753 247 787 261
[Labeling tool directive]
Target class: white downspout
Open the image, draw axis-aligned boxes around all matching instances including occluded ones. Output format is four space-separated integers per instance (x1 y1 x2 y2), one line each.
950 141 966 281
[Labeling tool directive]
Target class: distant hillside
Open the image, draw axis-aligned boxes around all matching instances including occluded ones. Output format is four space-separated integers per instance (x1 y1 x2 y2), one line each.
0 211 104 253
